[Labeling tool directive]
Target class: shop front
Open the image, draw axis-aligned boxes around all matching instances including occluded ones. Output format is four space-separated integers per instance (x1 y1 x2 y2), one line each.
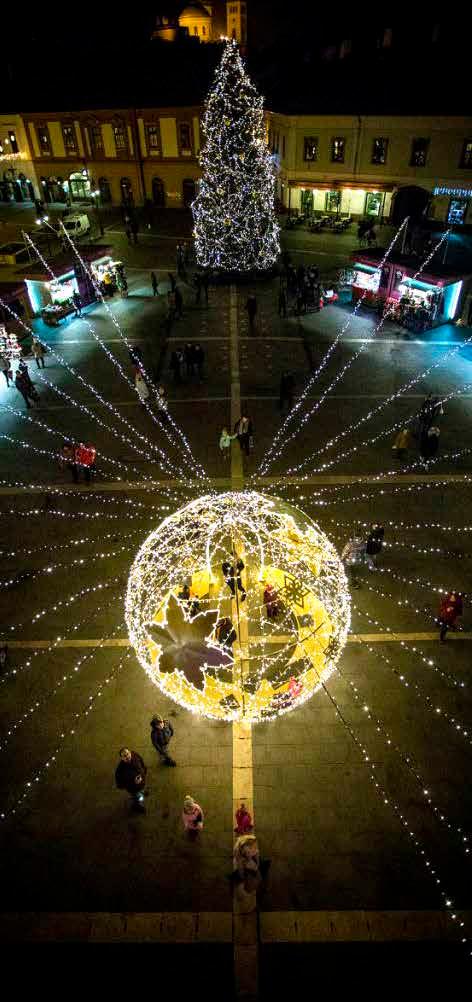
90 254 128 297
24 244 113 321
431 185 472 226
288 182 393 221
350 249 469 331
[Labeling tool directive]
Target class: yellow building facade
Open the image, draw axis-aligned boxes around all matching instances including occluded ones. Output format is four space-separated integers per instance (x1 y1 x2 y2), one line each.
16 107 472 227
178 3 213 42
268 113 472 225
0 114 39 202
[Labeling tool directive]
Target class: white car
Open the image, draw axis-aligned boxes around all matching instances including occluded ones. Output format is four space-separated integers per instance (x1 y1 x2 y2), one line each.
62 214 91 238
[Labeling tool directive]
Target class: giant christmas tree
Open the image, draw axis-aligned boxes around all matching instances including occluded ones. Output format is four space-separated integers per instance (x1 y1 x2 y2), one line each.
192 39 280 273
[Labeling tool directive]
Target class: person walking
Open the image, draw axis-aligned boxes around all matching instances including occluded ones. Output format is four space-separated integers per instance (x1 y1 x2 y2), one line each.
31 336 46 369
341 535 369 589
115 747 148 812
59 439 79 483
278 286 287 318
193 343 204 382
279 371 295 412
15 366 37 408
184 342 194 381
174 285 184 320
182 794 204 839
75 442 96 484
222 557 246 600
156 384 169 424
366 523 384 567
151 271 159 296
263 582 280 619
168 272 176 292
135 371 150 407
420 425 440 465
438 591 463 642
125 226 132 245
245 293 257 332
234 803 254 835
72 291 82 317
131 220 139 245
170 349 183 384
215 617 237 652
231 834 270 892
0 350 12 387
150 714 176 766
234 413 253 456
392 427 412 462
219 427 236 459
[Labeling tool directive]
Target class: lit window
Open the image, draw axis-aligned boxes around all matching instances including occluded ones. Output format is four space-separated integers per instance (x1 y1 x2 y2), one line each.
62 125 77 152
146 125 160 151
9 131 19 154
460 139 472 169
371 137 388 165
304 137 318 161
37 126 51 154
331 137 345 163
90 125 103 154
113 125 128 152
179 123 191 152
410 138 429 167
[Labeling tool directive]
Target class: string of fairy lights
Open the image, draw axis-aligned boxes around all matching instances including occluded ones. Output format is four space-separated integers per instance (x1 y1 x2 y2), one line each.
0 293 192 485
259 227 451 478
0 647 132 822
36 225 209 486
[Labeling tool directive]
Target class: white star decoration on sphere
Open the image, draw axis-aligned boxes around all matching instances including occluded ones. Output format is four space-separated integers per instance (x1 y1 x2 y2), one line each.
125 492 351 722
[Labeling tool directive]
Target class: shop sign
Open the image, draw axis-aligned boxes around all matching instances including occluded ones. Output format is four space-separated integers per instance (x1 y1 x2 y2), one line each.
433 186 472 198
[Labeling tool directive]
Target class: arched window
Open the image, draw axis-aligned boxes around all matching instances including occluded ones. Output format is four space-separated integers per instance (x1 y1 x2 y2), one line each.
152 177 165 207
182 178 196 208
69 171 91 201
99 177 111 203
120 177 133 205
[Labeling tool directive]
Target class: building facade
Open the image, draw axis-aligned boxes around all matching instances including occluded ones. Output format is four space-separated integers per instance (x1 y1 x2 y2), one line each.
268 114 472 225
22 107 202 210
7 107 472 228
0 114 38 203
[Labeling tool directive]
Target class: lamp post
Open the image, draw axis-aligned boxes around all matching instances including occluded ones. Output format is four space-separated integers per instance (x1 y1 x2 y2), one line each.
35 215 52 256
91 189 104 237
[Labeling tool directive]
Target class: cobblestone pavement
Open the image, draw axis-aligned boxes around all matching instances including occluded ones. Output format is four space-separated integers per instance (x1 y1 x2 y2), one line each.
1 222 472 994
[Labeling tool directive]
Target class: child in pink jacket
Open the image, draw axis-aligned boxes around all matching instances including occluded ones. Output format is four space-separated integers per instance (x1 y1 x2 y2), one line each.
182 794 204 839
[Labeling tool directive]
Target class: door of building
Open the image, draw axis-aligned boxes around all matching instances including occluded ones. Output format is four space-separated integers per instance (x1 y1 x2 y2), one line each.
152 177 165 207
182 178 196 208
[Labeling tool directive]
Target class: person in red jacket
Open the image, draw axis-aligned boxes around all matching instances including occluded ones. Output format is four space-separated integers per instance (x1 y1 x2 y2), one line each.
75 442 96 484
438 591 463 642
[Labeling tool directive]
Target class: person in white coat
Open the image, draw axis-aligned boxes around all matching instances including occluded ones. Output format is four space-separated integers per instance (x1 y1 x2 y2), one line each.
135 371 150 408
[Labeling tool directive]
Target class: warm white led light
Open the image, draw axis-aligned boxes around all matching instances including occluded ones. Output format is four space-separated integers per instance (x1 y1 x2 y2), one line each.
126 491 350 722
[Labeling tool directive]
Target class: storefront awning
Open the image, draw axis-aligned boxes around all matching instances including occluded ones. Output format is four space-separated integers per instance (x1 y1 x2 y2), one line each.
288 180 395 192
22 244 113 282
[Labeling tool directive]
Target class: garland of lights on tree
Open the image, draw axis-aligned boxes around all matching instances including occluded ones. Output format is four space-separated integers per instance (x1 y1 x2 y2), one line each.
192 39 280 273
126 492 350 723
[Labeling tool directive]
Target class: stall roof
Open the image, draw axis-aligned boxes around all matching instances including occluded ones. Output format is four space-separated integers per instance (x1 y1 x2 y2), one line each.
351 248 471 285
0 280 28 299
21 244 113 282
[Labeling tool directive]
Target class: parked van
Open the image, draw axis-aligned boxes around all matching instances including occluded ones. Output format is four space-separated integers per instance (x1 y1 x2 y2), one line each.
62 214 91 238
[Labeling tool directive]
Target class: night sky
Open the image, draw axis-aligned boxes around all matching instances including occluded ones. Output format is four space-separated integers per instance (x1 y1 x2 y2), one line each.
3 8 472 113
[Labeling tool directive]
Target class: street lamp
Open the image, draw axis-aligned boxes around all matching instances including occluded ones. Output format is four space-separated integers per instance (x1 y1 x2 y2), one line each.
32 216 52 255
91 188 104 237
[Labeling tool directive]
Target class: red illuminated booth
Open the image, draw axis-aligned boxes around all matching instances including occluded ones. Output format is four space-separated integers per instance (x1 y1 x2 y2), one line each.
350 249 470 332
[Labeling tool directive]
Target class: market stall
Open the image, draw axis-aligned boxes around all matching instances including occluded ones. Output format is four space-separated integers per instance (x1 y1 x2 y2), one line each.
90 255 128 297
350 249 471 331
23 244 113 318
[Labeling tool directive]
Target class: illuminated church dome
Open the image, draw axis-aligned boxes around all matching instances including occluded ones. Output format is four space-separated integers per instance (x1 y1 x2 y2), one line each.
179 2 213 41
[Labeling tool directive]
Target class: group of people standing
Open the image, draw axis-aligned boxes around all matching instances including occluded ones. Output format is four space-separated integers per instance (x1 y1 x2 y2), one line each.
219 414 254 459
392 393 444 465
170 343 205 384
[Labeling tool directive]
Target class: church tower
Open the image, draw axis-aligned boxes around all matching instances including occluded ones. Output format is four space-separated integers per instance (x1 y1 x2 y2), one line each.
226 2 247 46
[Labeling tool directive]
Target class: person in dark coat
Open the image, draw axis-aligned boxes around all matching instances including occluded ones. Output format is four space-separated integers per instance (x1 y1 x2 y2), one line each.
150 715 176 766
168 272 176 292
193 343 204 381
419 393 442 432
115 747 147 811
174 285 183 319
438 591 463 641
170 349 183 384
366 523 385 566
279 371 295 412
15 367 37 408
234 414 253 456
72 291 82 317
278 286 287 318
222 557 246 600
246 294 257 331
215 617 237 652
151 272 159 296
420 426 440 464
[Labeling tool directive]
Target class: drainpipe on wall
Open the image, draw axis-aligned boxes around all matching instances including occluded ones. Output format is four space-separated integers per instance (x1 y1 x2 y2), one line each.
131 108 146 205
353 115 362 181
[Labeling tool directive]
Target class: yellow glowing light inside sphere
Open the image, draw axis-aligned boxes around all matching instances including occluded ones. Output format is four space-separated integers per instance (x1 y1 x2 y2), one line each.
125 491 350 722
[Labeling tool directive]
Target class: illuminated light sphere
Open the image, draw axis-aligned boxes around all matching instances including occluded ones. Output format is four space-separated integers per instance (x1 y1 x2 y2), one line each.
126 492 350 723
